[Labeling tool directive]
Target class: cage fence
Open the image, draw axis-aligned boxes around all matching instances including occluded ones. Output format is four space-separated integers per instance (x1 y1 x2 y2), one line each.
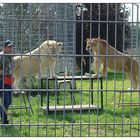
0 3 140 137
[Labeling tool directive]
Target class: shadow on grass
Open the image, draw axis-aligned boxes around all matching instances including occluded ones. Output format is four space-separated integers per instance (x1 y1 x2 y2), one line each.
107 72 127 81
100 107 139 119
45 105 140 123
46 108 104 123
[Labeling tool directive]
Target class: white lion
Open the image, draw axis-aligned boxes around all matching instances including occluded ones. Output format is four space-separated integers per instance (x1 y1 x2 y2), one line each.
13 40 63 89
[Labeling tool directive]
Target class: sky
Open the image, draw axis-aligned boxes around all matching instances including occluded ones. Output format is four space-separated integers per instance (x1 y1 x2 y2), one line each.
127 4 140 22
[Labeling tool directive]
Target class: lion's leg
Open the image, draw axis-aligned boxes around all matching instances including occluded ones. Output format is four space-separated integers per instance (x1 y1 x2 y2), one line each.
133 62 139 89
93 58 101 78
101 59 107 77
49 66 54 78
40 61 44 78
13 75 21 94
49 62 56 78
13 77 20 89
126 71 135 90
132 72 138 90
126 66 138 90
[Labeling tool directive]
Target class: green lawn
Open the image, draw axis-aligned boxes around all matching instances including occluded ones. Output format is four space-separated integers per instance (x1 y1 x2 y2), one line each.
0 72 140 137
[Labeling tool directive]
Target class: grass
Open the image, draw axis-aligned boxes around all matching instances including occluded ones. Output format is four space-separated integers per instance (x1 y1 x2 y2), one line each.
0 72 140 137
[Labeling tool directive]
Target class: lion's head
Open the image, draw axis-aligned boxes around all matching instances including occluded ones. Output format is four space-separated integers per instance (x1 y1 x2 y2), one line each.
41 40 63 55
86 37 109 54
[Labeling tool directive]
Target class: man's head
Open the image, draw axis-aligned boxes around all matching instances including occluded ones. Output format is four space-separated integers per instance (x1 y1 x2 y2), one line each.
4 40 13 54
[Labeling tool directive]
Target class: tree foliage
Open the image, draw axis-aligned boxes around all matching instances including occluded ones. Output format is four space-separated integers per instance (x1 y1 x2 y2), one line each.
1 4 59 53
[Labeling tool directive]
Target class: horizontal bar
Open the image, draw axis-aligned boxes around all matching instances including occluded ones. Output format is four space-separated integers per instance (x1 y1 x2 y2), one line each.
0 17 140 24
1 54 140 57
0 89 140 93
1 122 140 127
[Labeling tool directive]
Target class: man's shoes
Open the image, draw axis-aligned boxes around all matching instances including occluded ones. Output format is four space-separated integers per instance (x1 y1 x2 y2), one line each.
1 120 9 124
4 120 9 124
1 119 9 128
1 122 11 129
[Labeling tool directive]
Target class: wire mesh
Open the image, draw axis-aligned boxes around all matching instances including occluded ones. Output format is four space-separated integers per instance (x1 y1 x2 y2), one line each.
0 3 140 137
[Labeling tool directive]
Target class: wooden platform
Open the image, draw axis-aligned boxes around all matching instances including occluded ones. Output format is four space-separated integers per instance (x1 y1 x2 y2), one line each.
41 104 101 112
114 91 140 108
10 91 34 113
115 102 140 107
9 105 30 109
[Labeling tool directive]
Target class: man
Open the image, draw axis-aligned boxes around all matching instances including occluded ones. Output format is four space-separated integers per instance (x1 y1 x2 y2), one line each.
0 40 14 125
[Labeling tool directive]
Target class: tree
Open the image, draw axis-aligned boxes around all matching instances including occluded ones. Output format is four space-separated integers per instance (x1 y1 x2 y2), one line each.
76 3 131 73
0 3 55 52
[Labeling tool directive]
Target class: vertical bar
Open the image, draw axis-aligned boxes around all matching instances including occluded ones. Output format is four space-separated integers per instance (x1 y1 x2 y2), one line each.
88 3 92 137
100 78 103 110
19 3 23 131
41 79 43 106
91 79 93 105
71 3 76 137
69 3 74 136
138 4 140 137
121 3 126 137
129 4 133 137
96 3 100 137
45 3 49 137
47 80 50 112
35 3 41 136
54 4 57 137
135 4 139 137
105 3 109 137
79 3 84 137
28 3 32 136
62 4 66 131
113 3 117 137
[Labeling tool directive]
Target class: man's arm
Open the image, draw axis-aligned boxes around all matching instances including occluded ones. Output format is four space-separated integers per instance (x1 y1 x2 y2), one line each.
0 54 4 77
